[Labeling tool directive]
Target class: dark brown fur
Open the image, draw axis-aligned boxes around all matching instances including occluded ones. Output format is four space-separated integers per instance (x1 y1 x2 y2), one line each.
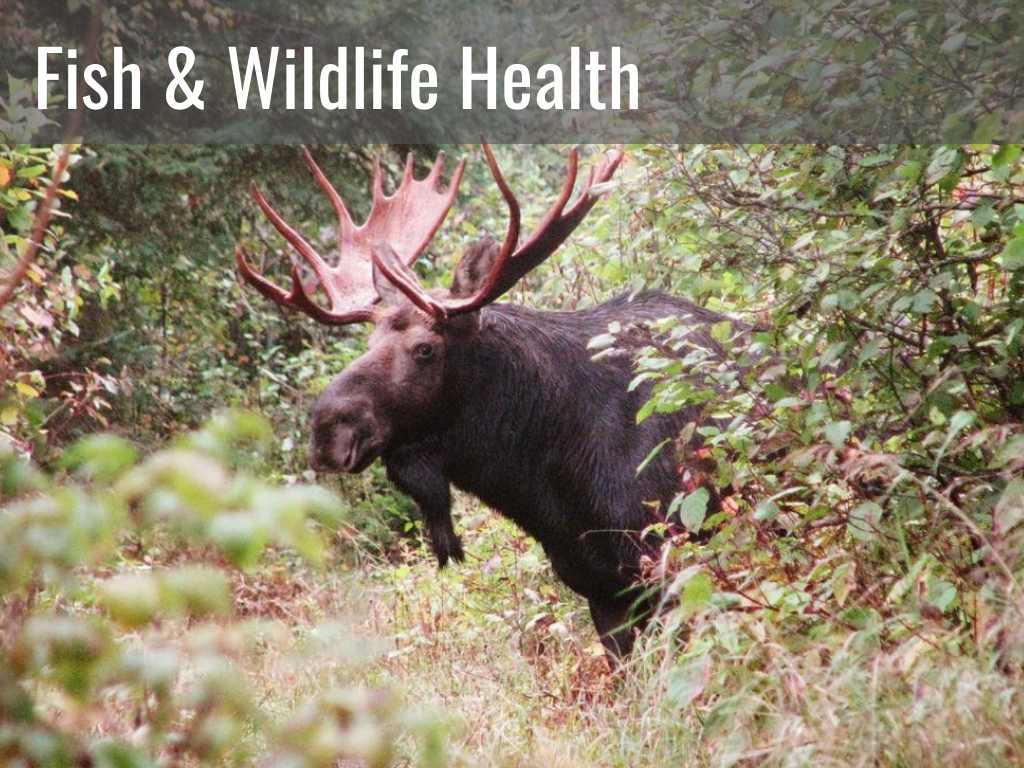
309 245 726 658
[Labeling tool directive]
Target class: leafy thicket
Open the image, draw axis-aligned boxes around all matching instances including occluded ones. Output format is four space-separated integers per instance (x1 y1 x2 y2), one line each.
594 144 1024 762
621 0 1024 141
1 143 127 457
1 0 629 143
0 412 455 767
0 135 458 764
1 0 428 141
3 141 1024 765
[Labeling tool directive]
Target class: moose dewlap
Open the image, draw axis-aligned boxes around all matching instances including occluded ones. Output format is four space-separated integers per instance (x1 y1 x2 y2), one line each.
237 145 726 662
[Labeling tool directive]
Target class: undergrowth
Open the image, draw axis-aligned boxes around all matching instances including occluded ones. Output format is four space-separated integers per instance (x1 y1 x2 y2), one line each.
236 503 1024 768
3 418 1023 766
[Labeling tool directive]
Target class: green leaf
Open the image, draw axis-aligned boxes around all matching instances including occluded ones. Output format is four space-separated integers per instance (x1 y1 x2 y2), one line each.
856 337 882 364
208 511 268 568
971 112 1002 144
824 420 852 449
927 577 957 613
277 484 346 526
89 740 158 768
925 146 961 184
161 567 232 617
934 410 976 471
16 164 47 179
848 502 882 542
666 657 709 709
992 144 1022 169
587 332 616 350
636 397 657 424
755 499 779 521
13 382 40 398
858 153 892 168
948 410 975 435
994 478 1024 536
636 439 670 476
841 605 882 631
999 236 1024 270
710 321 732 343
676 570 714 617
670 488 710 533
939 31 967 54
19 616 111 699
62 434 139 482
991 435 1024 468
911 289 938 313
832 561 856 607
99 573 161 628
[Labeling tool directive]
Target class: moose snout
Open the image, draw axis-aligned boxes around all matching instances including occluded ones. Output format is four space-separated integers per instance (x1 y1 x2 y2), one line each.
307 402 382 474
306 440 336 473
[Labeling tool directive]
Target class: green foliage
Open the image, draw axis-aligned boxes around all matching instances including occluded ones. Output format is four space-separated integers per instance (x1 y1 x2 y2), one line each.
623 0 1024 141
592 144 1024 758
0 75 53 142
6 141 1024 765
0 0 559 142
1 143 126 458
4 140 481 545
0 413 453 767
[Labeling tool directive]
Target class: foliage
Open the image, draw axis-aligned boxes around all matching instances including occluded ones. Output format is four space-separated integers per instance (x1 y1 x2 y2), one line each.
0 143 126 459
0 0 577 143
169 497 1022 768
5 141 1024 766
61 145 370 442
0 412 451 767
578 143 1024 761
622 0 1024 141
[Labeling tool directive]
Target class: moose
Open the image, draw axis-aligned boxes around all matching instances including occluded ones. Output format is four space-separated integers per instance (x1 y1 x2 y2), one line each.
237 145 726 661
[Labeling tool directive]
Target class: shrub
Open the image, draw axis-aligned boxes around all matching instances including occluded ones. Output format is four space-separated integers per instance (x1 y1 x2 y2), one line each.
0 412 450 767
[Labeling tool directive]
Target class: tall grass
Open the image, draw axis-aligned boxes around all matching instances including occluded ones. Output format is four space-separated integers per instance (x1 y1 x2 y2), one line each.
233 505 1024 767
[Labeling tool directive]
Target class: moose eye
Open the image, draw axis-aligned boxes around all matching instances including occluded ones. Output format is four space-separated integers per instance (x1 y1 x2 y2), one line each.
412 342 436 363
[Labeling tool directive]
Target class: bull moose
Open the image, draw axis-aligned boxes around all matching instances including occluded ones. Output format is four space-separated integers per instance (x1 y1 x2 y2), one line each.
237 145 726 661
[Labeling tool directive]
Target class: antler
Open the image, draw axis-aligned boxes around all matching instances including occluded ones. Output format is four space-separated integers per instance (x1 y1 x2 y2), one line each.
372 144 624 318
237 147 466 325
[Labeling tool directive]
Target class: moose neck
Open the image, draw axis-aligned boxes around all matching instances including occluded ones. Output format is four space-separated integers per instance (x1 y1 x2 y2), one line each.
434 302 635 516
449 304 598 429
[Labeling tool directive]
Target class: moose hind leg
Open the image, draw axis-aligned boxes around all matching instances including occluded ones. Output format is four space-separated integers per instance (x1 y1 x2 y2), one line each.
588 594 648 663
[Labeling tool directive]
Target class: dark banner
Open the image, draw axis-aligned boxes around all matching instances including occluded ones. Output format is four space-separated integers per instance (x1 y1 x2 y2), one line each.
3 0 1022 143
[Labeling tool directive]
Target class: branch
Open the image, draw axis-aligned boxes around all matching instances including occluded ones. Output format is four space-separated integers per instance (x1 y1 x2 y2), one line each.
0 146 75 311
0 0 103 310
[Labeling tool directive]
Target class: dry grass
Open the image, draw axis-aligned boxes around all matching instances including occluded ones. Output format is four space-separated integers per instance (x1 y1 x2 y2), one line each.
241 513 1024 767
232 516 623 766
72 512 1024 767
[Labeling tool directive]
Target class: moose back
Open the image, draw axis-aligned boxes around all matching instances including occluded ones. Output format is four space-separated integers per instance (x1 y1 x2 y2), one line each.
237 146 724 660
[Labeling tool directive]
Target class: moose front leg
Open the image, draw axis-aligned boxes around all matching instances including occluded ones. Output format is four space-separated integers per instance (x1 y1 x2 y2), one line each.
385 451 464 567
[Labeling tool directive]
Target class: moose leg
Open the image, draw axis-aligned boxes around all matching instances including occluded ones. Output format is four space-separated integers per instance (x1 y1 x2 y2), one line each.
385 451 464 567
588 595 643 663
544 543 652 664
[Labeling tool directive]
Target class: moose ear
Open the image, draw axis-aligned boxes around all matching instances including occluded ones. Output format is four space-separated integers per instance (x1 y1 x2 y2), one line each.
450 237 500 298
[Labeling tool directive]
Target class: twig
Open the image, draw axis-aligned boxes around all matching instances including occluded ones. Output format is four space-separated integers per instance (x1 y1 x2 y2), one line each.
0 0 104 310
0 146 75 310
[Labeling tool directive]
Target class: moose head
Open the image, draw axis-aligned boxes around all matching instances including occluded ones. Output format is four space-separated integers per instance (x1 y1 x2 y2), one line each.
237 145 623 481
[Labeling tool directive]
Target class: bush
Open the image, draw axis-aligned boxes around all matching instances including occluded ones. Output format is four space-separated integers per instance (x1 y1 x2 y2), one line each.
588 144 1024 761
0 412 450 767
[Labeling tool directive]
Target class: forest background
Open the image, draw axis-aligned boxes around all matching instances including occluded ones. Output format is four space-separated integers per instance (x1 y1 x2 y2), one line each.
3 1 1024 766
